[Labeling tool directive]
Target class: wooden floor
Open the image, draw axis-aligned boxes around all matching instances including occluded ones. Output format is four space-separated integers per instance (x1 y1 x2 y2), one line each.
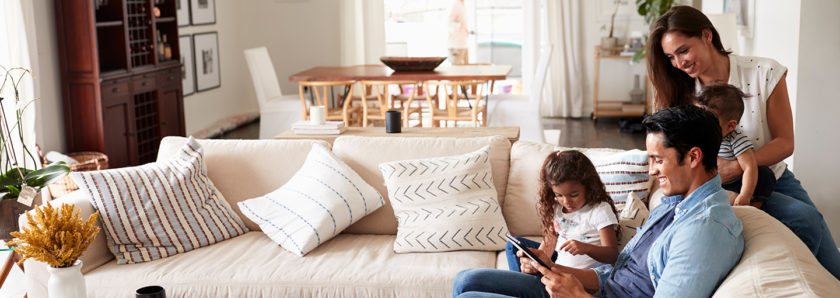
216 117 647 151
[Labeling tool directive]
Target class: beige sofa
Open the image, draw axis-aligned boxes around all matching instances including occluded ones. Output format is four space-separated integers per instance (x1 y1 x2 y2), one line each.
20 136 840 297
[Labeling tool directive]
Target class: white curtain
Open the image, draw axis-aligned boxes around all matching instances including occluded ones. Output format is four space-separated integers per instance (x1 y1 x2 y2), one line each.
525 0 584 118
339 0 386 66
0 0 38 170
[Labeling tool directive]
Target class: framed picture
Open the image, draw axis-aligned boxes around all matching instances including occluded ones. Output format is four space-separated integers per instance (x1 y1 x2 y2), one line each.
193 32 220 92
179 35 196 96
176 0 190 27
190 0 216 25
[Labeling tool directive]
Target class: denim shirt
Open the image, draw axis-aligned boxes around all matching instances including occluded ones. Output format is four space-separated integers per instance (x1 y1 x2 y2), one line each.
594 175 744 298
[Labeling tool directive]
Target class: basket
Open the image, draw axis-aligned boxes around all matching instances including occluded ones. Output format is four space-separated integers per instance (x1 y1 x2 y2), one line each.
47 152 109 198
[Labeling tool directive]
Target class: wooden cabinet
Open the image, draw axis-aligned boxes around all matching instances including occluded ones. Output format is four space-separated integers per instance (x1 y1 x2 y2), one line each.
55 0 185 168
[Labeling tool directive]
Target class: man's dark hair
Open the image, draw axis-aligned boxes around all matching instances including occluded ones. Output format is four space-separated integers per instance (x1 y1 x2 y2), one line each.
695 84 746 122
643 105 722 172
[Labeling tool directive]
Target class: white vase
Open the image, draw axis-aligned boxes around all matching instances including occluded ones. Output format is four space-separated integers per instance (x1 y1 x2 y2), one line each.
47 260 86 298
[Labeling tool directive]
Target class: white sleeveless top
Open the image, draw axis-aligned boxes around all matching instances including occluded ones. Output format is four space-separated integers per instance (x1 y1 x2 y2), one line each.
695 55 788 178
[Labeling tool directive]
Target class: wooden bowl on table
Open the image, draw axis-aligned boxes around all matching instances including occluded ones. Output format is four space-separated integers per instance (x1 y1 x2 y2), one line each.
380 57 447 72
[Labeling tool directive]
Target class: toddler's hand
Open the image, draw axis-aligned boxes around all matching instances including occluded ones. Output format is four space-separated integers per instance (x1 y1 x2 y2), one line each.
559 240 587 256
734 194 751 206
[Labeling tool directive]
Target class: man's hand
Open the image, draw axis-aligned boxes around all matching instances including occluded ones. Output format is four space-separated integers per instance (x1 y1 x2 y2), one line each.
558 240 589 256
518 248 552 275
533 262 592 298
717 158 743 183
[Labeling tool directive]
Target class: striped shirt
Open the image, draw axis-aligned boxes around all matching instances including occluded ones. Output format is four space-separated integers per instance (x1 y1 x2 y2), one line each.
719 128 754 160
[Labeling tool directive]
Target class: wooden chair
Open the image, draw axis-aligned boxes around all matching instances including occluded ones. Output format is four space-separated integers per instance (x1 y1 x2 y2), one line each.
357 81 423 127
297 81 361 126
425 80 487 127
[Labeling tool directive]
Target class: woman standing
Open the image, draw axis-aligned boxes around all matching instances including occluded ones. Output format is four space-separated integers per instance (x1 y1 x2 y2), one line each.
646 5 840 278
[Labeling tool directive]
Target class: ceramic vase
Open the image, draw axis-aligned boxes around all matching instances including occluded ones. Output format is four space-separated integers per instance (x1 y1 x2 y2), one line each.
47 260 86 298
629 74 645 104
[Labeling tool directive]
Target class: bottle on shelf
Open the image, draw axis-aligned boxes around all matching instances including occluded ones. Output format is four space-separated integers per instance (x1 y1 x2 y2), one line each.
156 30 165 61
163 35 172 60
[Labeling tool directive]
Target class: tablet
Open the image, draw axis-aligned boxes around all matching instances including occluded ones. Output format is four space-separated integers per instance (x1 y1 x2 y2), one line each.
504 233 552 270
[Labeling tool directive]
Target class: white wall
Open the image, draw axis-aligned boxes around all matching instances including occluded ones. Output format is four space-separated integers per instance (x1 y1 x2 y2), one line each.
25 0 341 151
790 0 840 246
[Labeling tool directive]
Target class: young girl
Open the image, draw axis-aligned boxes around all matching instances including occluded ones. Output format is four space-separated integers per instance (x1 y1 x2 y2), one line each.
506 150 620 271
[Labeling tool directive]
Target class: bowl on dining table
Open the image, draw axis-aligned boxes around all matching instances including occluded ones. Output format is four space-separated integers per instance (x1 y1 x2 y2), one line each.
380 56 447 72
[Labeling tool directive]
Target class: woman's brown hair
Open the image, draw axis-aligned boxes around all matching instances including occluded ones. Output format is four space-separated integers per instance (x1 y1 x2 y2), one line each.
647 5 732 110
537 150 619 239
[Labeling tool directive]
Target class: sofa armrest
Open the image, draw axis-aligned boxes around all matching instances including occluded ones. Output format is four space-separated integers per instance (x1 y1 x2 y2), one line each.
17 190 114 274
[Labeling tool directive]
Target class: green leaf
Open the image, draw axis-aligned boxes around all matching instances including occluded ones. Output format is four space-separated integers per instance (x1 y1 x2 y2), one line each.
24 162 71 188
631 50 646 63
0 168 24 189
6 185 20 197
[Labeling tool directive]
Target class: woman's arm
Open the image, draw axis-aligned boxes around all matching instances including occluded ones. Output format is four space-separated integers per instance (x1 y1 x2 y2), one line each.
557 226 619 264
757 73 794 165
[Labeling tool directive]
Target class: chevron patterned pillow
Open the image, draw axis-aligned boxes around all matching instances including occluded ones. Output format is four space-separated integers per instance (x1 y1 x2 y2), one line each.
379 146 509 253
238 143 384 256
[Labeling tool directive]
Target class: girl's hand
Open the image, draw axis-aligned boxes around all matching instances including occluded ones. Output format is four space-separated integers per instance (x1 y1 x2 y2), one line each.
559 240 589 256
717 158 743 183
518 248 552 275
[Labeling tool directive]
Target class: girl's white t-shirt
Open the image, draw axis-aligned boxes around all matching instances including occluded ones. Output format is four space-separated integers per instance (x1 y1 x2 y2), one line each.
695 55 788 178
553 201 618 269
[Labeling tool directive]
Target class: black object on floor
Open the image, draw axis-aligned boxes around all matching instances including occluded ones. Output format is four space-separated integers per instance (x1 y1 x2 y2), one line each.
618 117 646 134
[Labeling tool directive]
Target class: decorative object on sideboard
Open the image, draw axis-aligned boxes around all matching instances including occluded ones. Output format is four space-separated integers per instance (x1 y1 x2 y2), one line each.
385 110 401 133
136 285 167 298
600 0 624 55
0 67 71 240
5 203 100 298
380 57 447 72
629 74 644 105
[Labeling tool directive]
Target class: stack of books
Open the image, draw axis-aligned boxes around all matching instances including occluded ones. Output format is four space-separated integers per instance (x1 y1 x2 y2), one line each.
292 121 347 135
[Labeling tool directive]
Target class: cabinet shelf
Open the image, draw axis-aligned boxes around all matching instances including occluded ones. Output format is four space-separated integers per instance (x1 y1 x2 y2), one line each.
95 21 123 27
156 17 176 23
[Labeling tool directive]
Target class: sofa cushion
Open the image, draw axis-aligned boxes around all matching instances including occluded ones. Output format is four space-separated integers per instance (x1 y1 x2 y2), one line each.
79 232 497 297
72 137 249 264
157 137 331 231
593 150 652 214
713 207 840 297
238 143 384 256
617 192 649 251
380 146 508 252
333 136 511 235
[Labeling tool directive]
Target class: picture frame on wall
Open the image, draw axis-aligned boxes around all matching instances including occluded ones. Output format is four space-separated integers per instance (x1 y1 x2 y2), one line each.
176 0 190 27
179 35 196 96
193 32 220 92
190 0 216 25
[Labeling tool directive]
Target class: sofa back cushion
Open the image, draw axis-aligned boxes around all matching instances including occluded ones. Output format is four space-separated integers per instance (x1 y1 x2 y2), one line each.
333 136 511 235
157 137 331 231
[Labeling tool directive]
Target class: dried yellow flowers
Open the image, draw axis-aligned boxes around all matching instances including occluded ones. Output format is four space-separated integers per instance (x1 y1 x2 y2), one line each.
5 203 100 268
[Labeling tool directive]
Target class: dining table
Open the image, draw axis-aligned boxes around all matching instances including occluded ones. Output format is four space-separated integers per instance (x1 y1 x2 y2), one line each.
288 64 512 109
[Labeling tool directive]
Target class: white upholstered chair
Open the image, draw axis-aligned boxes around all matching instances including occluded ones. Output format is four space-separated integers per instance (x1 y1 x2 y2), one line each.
244 46 302 139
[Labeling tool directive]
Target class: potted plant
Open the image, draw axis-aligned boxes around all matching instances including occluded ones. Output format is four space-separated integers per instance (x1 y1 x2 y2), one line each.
631 0 676 63
0 66 71 239
601 0 626 54
5 203 100 298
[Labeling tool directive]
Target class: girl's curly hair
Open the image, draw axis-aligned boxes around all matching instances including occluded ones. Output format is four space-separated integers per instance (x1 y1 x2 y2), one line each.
537 150 619 239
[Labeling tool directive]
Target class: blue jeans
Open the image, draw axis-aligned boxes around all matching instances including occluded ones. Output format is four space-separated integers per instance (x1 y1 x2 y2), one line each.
504 237 557 272
450 238 559 298
763 169 840 279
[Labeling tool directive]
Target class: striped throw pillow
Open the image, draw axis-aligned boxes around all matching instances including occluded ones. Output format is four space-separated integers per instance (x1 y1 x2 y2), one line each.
379 146 509 253
237 143 384 256
71 137 248 264
593 150 653 215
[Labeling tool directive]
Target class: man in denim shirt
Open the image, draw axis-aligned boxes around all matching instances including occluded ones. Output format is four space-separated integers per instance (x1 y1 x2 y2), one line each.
452 105 744 298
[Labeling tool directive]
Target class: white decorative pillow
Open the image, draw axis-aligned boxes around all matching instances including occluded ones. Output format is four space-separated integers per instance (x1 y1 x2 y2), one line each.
379 146 509 253
617 192 649 250
237 143 384 256
72 137 249 264
593 150 654 214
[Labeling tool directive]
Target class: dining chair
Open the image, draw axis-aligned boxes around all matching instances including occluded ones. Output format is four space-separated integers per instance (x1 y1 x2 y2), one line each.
297 81 361 126
425 80 487 127
243 46 304 139
357 81 423 127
